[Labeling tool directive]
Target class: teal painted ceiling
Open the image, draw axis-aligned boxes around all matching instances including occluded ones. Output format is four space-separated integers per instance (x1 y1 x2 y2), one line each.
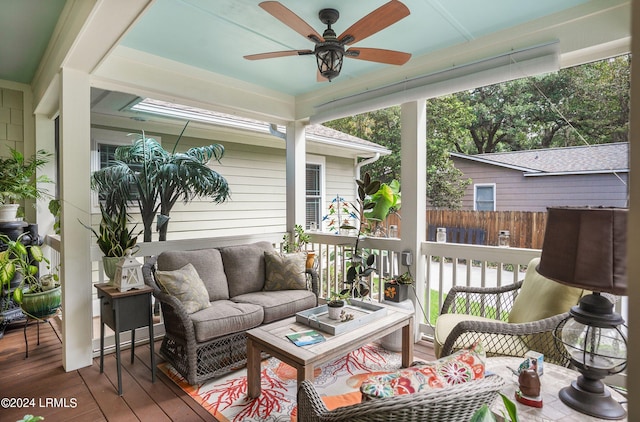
0 0 66 84
119 0 591 96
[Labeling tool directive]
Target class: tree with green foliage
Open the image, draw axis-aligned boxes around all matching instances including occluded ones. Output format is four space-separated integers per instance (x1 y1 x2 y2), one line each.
92 130 230 242
448 55 630 154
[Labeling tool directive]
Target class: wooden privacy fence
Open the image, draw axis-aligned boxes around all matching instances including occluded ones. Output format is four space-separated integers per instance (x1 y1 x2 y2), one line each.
386 210 548 249
426 210 547 249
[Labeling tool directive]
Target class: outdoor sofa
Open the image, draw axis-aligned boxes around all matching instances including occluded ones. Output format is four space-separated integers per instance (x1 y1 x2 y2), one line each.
142 241 318 384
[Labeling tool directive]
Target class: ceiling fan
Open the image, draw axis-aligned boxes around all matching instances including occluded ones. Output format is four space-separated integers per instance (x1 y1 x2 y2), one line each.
244 1 412 82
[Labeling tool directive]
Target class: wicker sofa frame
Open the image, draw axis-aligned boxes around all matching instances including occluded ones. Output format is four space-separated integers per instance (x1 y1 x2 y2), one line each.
142 254 319 384
438 281 570 366
297 375 505 421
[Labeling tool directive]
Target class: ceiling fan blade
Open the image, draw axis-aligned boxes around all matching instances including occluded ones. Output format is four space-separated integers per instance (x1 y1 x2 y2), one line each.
244 50 313 60
259 1 323 42
338 1 410 45
347 48 411 65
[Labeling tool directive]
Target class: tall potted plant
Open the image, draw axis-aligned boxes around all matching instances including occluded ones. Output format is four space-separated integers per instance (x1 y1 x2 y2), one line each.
0 148 52 221
91 126 230 242
81 203 141 282
338 172 383 299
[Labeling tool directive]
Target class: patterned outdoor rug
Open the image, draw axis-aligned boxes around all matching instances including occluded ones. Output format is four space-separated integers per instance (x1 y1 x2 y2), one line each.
158 344 402 422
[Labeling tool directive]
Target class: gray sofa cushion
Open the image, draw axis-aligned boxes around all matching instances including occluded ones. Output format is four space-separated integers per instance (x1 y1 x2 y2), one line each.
233 290 317 324
190 300 264 343
220 241 274 297
157 248 229 301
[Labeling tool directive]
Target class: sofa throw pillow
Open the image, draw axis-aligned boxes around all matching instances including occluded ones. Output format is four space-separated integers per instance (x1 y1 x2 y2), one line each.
263 251 307 291
155 263 211 314
360 343 486 400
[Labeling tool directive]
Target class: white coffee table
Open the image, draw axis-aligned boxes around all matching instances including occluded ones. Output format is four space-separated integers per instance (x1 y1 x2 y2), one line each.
487 356 627 421
246 304 414 398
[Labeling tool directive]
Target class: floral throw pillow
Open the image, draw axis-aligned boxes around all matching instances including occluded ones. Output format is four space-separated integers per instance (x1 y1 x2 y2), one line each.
360 343 486 400
155 263 211 314
263 251 307 291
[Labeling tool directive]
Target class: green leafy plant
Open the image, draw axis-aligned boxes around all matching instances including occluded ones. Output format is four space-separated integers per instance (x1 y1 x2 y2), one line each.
48 199 61 235
80 203 141 258
469 394 518 422
339 172 382 298
282 224 310 253
17 415 44 422
0 232 59 309
0 148 52 205
327 290 350 307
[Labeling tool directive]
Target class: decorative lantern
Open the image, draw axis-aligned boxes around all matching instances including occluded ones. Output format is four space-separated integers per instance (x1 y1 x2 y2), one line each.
113 250 144 292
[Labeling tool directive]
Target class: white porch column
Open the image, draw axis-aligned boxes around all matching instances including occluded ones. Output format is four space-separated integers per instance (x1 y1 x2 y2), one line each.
59 67 93 370
34 114 56 235
285 120 307 230
627 0 639 418
400 100 427 341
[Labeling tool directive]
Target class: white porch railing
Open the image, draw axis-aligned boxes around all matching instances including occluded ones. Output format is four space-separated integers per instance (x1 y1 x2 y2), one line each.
44 232 627 351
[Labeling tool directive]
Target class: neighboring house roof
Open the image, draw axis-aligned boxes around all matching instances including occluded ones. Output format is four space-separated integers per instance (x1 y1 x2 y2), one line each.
131 98 390 156
451 142 629 176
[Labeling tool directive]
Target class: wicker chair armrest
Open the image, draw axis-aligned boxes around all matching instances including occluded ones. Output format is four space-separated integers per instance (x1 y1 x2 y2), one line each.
297 376 505 422
142 256 196 342
440 280 523 317
448 312 567 337
306 268 319 298
442 312 570 366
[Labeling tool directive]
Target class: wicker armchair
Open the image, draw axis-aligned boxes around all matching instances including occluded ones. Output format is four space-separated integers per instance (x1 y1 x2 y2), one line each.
142 254 319 384
435 257 585 366
297 375 505 422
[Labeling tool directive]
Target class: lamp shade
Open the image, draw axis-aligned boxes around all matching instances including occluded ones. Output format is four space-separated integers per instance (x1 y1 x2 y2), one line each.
537 207 627 296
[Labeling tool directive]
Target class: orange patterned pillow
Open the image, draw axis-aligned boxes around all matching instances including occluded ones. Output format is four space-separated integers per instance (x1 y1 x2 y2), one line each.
360 343 486 400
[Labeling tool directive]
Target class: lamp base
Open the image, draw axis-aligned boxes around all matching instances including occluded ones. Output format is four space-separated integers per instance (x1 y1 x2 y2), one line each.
559 380 626 420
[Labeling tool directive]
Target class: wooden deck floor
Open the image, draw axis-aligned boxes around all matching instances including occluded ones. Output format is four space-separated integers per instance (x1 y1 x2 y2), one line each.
0 320 436 421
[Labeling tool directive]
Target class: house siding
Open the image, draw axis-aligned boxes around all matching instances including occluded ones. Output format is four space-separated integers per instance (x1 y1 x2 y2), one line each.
90 127 359 240
454 158 628 211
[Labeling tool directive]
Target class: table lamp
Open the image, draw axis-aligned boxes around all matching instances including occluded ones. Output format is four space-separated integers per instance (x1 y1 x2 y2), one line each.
537 207 627 420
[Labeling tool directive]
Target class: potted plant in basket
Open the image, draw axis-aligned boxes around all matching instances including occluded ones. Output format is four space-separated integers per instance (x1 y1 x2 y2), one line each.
0 232 61 320
282 224 316 269
383 271 414 303
0 148 52 221
81 203 141 283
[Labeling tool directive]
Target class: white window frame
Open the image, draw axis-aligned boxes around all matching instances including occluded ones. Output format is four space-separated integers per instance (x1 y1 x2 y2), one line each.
474 183 496 211
306 154 325 230
90 128 161 212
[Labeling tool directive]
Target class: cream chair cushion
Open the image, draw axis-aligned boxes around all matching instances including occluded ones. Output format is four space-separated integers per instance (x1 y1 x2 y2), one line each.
508 257 585 324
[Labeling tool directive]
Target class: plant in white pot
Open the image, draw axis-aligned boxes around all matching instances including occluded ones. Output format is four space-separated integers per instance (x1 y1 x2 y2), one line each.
0 148 52 221
81 203 141 283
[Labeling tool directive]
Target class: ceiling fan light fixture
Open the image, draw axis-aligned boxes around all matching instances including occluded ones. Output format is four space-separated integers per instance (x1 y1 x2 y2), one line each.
316 43 344 81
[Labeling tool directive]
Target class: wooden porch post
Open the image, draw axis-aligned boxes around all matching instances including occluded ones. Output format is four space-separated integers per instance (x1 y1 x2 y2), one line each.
400 100 427 341
59 67 93 370
285 120 307 231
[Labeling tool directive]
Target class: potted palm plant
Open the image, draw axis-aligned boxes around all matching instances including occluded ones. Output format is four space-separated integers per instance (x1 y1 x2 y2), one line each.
91 127 230 242
81 203 141 282
0 232 60 320
0 148 52 221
